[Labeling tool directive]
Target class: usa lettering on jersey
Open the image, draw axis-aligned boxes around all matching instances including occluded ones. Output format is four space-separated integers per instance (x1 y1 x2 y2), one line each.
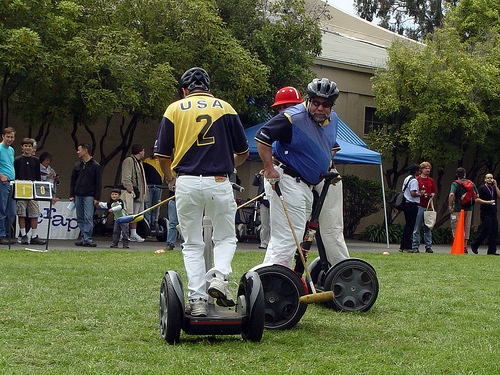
179 99 224 111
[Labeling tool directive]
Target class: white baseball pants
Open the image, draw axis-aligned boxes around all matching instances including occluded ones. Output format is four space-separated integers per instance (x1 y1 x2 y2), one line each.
175 175 237 301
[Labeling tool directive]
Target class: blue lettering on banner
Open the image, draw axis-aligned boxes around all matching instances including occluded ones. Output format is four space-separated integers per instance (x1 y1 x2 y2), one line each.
39 207 79 232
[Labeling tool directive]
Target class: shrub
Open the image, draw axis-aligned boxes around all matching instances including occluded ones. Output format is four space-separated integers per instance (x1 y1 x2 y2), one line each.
342 174 383 238
359 223 404 243
431 226 453 245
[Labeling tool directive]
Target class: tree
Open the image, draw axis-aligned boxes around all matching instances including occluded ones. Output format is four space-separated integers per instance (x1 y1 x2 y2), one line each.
215 0 323 124
355 0 459 40
1 0 322 183
369 1 500 225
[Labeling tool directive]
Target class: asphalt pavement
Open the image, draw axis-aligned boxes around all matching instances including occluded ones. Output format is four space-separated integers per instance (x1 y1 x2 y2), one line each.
2 234 459 254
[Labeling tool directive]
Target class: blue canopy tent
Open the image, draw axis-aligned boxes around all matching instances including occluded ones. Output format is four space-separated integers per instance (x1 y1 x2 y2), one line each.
244 119 390 247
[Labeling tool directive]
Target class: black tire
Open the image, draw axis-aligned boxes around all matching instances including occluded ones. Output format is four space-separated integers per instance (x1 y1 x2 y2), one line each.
323 258 379 312
240 274 265 342
307 257 331 289
136 219 150 239
254 265 307 330
159 273 183 344
156 218 168 242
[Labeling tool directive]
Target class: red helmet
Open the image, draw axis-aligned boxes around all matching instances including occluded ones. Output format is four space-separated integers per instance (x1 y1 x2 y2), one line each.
271 86 303 107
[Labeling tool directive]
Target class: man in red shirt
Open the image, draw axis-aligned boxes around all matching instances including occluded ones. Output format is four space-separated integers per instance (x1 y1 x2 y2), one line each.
412 161 437 253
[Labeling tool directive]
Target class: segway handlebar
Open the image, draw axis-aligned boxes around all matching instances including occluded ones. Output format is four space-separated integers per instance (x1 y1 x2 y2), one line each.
320 171 340 182
232 183 245 192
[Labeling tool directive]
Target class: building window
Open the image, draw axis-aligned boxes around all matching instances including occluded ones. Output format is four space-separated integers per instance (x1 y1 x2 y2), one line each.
364 107 383 134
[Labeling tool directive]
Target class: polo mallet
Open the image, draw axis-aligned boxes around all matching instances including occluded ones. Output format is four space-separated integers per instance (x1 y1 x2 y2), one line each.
116 195 175 224
274 182 334 304
237 193 265 210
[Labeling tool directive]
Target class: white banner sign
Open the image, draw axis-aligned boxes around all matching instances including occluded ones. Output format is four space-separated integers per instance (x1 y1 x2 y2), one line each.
36 200 80 240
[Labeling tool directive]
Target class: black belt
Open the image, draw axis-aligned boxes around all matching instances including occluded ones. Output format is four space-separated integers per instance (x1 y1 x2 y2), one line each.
272 158 312 186
177 173 228 178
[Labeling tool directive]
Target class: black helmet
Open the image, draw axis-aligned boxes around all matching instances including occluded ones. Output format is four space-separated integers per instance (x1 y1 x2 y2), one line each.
306 78 339 103
179 67 210 92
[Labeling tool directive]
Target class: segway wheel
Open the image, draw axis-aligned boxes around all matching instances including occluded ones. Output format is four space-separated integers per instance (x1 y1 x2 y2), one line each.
239 272 265 342
156 218 168 242
159 273 183 344
307 257 331 289
323 258 379 312
136 219 150 239
253 264 307 330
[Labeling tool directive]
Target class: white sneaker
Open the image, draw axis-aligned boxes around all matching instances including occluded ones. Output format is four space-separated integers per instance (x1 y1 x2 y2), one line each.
208 278 235 307
129 234 145 242
187 299 207 317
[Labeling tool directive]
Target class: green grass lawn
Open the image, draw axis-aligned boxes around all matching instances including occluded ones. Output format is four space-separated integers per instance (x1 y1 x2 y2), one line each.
1 249 499 374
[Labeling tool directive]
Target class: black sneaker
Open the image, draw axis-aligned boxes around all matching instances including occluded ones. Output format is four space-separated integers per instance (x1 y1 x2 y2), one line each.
83 242 97 247
470 244 478 254
75 241 84 246
110 244 118 248
425 247 434 253
30 236 46 245
20 235 29 245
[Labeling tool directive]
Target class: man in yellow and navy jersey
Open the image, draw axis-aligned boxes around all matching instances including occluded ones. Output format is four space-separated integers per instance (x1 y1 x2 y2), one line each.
155 67 249 317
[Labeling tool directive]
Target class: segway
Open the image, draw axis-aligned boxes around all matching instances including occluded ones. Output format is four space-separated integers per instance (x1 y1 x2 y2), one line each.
304 175 379 312
159 217 265 344
255 172 379 330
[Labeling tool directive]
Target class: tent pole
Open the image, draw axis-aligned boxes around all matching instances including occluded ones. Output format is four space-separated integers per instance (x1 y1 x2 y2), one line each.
380 164 390 248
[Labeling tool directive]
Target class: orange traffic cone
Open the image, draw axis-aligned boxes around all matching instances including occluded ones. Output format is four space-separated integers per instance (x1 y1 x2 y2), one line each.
451 209 465 254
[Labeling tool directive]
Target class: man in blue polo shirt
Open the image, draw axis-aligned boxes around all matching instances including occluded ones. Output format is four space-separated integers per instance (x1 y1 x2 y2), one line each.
0 127 16 245
255 78 340 268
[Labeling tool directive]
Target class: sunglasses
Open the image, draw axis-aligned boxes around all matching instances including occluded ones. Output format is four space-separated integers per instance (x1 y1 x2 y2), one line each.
311 99 333 108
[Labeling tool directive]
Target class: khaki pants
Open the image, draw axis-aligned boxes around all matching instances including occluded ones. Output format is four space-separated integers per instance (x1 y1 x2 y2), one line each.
450 210 473 239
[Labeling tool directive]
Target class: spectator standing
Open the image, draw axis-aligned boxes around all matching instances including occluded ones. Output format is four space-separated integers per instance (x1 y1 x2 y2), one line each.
142 147 164 227
121 144 149 242
39 152 60 194
469 174 500 255
448 167 478 253
155 67 249 316
399 164 422 253
97 189 130 249
13 138 46 245
70 143 102 247
0 127 16 245
412 161 437 253
165 191 180 251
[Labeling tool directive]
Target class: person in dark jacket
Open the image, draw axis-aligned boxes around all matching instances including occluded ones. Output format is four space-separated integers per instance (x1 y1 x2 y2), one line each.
70 143 102 247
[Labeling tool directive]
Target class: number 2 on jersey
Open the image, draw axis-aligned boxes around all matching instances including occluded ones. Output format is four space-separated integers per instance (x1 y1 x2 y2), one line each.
196 115 215 146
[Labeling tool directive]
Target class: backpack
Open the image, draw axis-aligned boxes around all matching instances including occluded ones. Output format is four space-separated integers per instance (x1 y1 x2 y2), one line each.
456 180 476 208
390 176 415 211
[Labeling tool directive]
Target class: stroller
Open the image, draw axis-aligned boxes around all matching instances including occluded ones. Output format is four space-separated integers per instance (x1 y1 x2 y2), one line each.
235 198 261 242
